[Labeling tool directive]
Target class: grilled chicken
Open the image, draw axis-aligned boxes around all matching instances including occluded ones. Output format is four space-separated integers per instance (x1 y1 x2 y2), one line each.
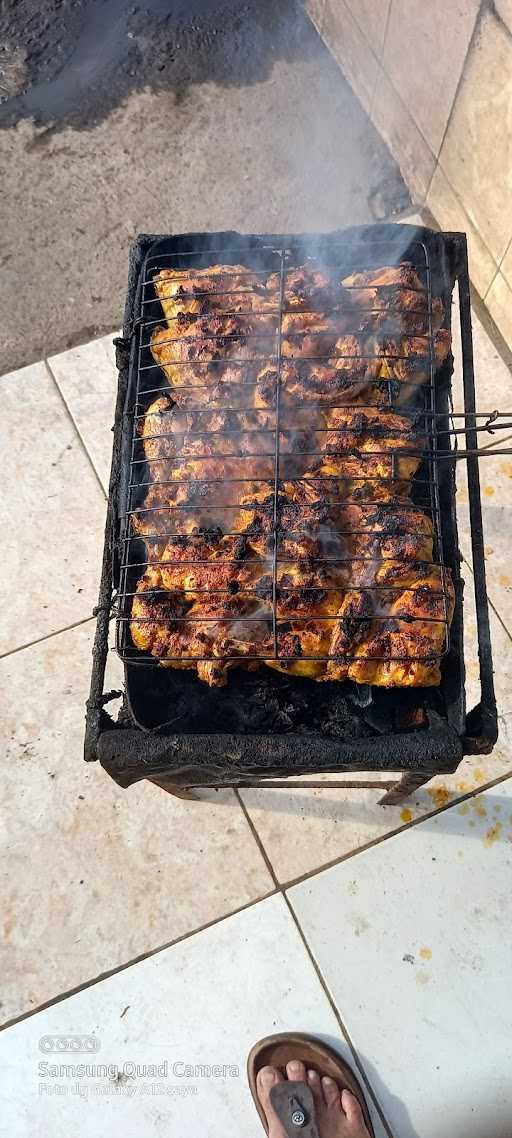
131 566 273 686
129 259 454 686
326 563 455 686
153 264 279 321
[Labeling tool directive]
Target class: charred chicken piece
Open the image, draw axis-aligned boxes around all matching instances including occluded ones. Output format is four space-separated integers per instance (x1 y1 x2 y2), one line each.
326 563 454 686
156 531 264 600
266 266 339 311
140 394 275 477
130 566 274 687
255 359 391 411
153 264 279 321
302 405 424 499
150 265 280 406
341 263 444 339
130 566 195 670
150 309 277 405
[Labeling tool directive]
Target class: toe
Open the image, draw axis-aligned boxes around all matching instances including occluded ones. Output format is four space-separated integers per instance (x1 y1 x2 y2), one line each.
341 1088 365 1128
321 1075 343 1111
307 1068 324 1110
286 1058 307 1084
256 1066 286 1137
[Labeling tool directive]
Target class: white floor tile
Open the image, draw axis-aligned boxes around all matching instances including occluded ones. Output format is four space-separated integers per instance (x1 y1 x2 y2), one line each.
457 448 512 635
48 333 120 494
0 361 107 653
0 621 272 1024
0 895 387 1138
288 777 512 1138
459 557 512 714
448 279 512 631
451 282 512 416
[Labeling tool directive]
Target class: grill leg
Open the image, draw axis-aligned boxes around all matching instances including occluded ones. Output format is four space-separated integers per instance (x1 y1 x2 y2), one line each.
379 771 432 806
148 778 199 801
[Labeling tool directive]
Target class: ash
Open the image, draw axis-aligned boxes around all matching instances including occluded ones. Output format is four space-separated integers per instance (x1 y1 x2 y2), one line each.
126 665 435 738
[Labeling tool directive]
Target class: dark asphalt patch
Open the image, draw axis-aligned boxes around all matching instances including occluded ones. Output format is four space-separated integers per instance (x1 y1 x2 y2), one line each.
0 0 319 129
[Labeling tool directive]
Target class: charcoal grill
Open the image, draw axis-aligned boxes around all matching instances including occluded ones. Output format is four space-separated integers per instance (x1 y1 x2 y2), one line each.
85 225 498 804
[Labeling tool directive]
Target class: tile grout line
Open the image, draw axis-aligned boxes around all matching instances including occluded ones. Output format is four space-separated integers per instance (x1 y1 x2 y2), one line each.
336 0 384 122
423 160 438 210
431 155 499 293
483 261 501 303
490 0 512 42
44 359 107 501
235 790 396 1137
4 770 511 1037
0 887 279 1035
461 554 512 647
384 73 436 177
238 766 512 894
486 598 512 647
234 788 281 886
480 431 512 451
0 615 96 661
306 0 325 37
496 232 512 276
381 0 393 60
431 0 484 187
282 892 396 1138
315 0 424 188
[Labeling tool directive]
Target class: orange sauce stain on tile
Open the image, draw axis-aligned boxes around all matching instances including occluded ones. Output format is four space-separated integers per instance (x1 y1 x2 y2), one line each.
483 485 495 497
484 823 502 847
456 780 468 792
473 798 487 818
484 545 494 557
499 574 512 588
499 461 512 478
428 785 450 809
400 808 413 823
419 947 432 961
458 802 470 815
473 768 485 785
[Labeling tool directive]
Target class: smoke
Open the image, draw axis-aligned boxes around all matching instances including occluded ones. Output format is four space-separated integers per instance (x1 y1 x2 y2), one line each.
131 218 450 685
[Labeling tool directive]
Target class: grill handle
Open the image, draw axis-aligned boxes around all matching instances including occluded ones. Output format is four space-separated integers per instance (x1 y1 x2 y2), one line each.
457 246 498 753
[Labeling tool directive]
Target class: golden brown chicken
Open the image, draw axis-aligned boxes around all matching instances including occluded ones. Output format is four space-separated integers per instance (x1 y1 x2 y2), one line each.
150 311 277 407
325 563 455 686
153 264 279 321
130 564 274 686
129 258 453 687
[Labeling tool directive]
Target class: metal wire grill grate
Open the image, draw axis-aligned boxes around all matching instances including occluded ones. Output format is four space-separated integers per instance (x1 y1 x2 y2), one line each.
115 237 456 668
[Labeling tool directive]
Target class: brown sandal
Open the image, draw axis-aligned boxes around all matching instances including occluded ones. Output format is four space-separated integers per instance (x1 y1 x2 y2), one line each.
247 1032 375 1137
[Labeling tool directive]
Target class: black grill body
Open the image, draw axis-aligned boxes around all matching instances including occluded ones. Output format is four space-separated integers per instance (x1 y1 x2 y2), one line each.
85 226 497 797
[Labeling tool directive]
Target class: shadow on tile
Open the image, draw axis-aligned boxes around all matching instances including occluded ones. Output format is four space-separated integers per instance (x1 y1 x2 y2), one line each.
270 789 512 854
318 1033 420 1138
241 783 510 830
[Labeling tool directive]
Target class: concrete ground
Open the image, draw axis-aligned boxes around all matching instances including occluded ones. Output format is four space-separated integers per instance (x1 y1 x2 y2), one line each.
0 0 408 373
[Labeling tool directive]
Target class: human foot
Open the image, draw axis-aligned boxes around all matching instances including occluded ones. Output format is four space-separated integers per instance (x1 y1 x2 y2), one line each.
256 1059 372 1138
